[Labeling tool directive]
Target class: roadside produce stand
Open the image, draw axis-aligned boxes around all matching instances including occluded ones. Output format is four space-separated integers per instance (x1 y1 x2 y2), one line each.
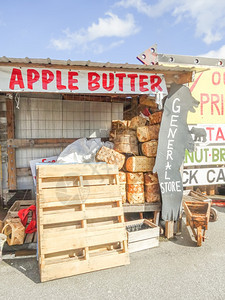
0 54 213 281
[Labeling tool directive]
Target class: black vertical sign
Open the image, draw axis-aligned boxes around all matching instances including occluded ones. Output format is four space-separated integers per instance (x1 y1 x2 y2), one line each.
153 84 199 221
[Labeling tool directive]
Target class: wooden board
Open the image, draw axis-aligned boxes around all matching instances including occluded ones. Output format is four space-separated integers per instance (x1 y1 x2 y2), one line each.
6 98 16 190
37 163 129 282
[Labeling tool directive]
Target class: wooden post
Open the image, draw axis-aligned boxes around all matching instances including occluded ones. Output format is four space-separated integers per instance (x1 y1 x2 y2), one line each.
6 98 16 190
165 221 174 239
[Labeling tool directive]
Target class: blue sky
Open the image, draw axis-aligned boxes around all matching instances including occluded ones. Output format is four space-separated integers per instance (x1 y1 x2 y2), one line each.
1 0 225 64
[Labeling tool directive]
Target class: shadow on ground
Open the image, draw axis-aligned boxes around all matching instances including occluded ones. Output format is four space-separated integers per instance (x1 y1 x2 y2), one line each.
4 257 40 283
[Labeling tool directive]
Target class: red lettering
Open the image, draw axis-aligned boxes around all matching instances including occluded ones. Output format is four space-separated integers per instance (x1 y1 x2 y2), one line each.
222 94 224 115
68 71 79 90
9 68 25 90
88 72 100 91
150 75 162 92
56 70 66 90
102 73 114 91
206 127 214 141
216 127 225 141
200 93 209 115
212 71 221 85
139 75 149 92
128 74 138 91
211 94 220 115
115 73 126 91
27 69 40 89
42 70 54 90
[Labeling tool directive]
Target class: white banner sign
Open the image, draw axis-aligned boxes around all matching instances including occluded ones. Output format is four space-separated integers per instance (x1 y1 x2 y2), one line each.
184 145 225 166
183 167 225 186
0 66 167 95
30 156 57 186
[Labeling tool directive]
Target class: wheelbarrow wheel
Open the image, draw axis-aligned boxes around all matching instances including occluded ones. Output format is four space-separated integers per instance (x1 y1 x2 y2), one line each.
197 226 202 247
210 207 218 222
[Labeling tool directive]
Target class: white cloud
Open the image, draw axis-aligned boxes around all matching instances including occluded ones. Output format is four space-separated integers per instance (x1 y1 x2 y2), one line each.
116 0 176 18
116 0 225 45
201 45 225 58
50 12 139 52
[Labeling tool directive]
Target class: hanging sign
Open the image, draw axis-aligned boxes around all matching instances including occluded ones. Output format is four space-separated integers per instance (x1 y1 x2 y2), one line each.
183 167 225 186
0 66 167 95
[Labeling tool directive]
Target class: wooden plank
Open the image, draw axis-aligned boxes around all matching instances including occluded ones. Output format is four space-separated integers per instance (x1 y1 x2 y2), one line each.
7 138 76 148
37 163 119 178
165 221 174 239
123 203 161 213
43 222 124 239
40 252 129 282
128 237 159 253
24 233 34 244
6 98 16 190
42 207 123 225
39 185 121 208
128 227 159 243
16 167 32 177
42 227 127 254
40 175 116 188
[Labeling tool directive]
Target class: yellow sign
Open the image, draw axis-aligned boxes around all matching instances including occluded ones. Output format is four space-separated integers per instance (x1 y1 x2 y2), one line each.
188 69 225 124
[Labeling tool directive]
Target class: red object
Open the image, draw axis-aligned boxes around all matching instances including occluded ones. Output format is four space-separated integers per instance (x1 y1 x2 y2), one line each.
142 108 151 117
18 205 37 233
212 200 225 207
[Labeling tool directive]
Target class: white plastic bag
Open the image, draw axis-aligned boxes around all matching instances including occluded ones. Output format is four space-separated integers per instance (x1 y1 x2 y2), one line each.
57 138 113 164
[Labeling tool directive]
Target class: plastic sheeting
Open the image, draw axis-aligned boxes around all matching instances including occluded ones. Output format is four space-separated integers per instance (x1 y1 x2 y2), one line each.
57 138 113 164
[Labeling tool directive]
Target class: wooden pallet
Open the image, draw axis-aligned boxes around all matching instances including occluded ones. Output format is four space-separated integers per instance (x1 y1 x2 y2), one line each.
36 163 130 282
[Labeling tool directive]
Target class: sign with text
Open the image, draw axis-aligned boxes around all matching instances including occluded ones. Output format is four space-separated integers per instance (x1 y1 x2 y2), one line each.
30 156 57 186
188 124 225 144
188 69 225 124
153 83 199 221
183 167 225 186
184 145 225 166
0 66 167 95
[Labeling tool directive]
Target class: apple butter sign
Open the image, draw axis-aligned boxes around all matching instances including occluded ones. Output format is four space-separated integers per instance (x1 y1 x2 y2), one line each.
0 66 167 95
153 84 199 221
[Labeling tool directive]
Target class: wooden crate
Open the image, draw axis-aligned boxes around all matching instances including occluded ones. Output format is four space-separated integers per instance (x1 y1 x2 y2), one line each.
126 219 159 253
37 163 130 282
4 200 35 220
3 200 37 244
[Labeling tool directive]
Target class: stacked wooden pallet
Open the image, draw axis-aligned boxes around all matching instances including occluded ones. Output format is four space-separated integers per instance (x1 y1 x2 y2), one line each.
96 112 162 205
36 163 130 282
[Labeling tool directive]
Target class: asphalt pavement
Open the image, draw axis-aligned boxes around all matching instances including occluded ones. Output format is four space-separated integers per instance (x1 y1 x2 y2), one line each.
0 205 225 300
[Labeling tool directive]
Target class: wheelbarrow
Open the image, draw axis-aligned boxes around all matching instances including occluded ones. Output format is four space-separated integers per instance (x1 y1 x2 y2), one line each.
183 200 211 246
183 189 218 222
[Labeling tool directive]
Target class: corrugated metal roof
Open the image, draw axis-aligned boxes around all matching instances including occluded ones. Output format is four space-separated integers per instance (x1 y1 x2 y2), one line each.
0 56 207 73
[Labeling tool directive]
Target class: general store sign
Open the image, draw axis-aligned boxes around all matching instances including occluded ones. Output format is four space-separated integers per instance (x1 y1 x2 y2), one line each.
188 69 225 124
184 145 225 166
0 66 167 95
183 167 225 186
